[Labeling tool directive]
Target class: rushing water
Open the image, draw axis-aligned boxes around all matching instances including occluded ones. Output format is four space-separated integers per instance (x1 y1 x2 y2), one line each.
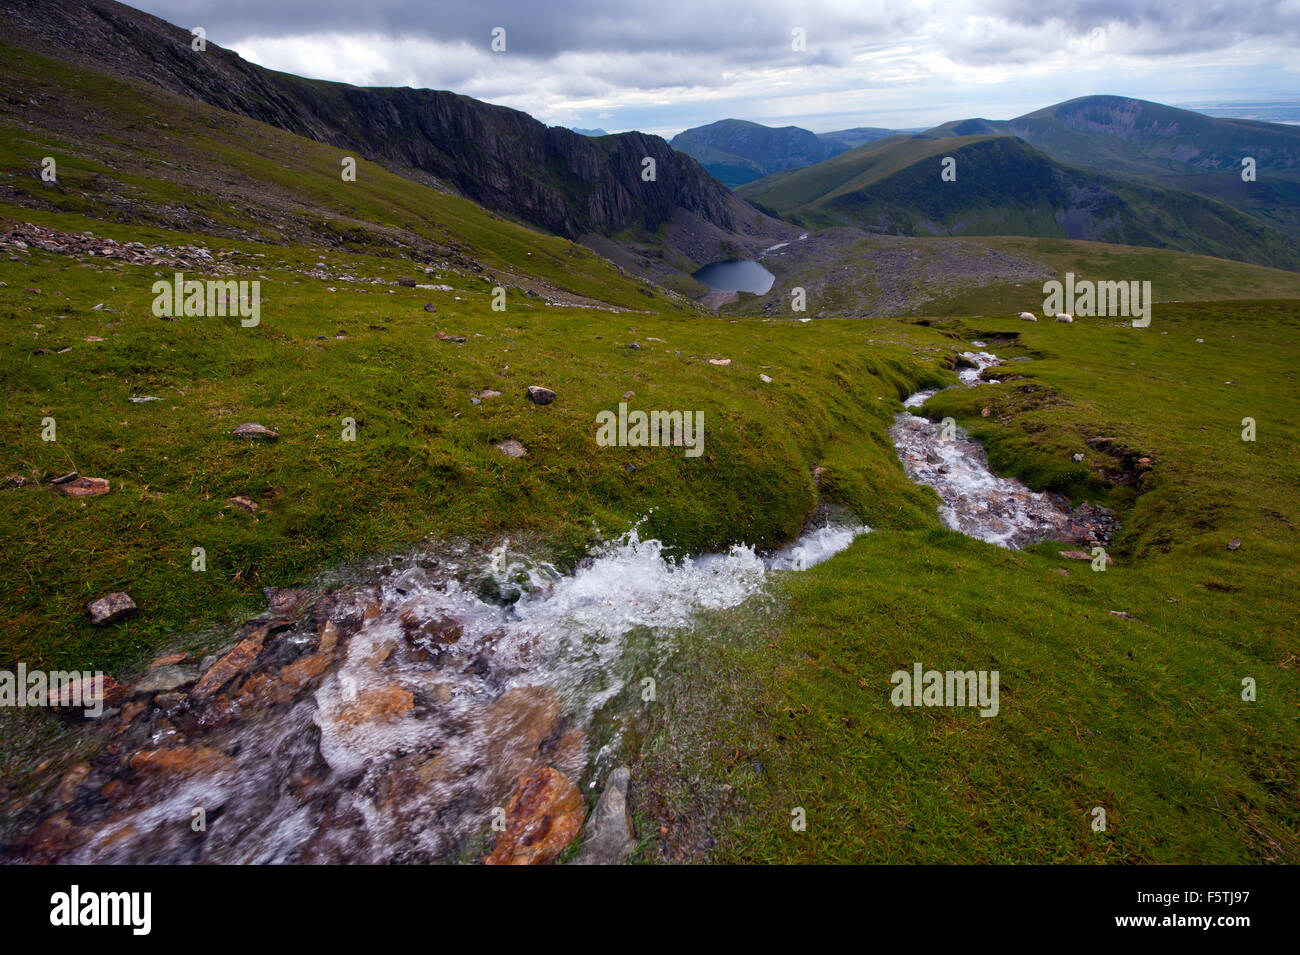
891 351 1079 549
8 518 867 864
692 259 775 294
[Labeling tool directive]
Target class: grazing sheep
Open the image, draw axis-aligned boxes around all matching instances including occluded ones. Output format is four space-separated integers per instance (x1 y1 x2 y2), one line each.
1019 311 1037 321
1054 313 1074 323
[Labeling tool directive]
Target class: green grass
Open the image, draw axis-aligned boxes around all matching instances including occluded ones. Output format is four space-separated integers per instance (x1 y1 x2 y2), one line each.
634 304 1300 863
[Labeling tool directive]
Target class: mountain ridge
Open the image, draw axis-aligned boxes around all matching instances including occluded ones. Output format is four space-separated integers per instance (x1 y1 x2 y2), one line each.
0 0 784 267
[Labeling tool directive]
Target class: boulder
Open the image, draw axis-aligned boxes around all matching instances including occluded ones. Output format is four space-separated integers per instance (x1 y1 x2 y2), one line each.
134 664 199 694
484 766 584 865
526 385 556 405
191 630 266 700
231 423 279 440
493 439 527 458
87 592 137 625
56 476 110 498
571 767 636 865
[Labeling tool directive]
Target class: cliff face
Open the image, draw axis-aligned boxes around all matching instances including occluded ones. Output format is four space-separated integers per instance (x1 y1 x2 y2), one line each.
0 0 769 243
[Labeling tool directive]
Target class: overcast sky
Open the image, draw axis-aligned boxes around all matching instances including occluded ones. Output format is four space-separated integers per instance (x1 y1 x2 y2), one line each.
129 0 1300 136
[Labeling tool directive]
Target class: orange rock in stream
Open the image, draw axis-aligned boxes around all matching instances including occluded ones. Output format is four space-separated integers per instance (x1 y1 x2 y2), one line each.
191 629 266 700
128 745 232 775
331 685 414 728
484 766 584 866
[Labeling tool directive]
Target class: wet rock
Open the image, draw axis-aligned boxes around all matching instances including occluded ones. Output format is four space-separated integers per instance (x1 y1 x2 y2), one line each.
493 439 527 458
331 684 414 728
318 620 341 654
264 586 310 616
484 766 584 865
56 475 110 498
547 726 588 780
415 685 566 799
239 651 332 707
47 675 129 710
134 664 199 694
128 745 233 775
191 630 266 700
51 762 92 808
526 385 556 405
115 700 146 733
87 592 137 625
572 767 636 865
398 606 463 645
148 652 187 669
25 812 92 863
232 422 279 440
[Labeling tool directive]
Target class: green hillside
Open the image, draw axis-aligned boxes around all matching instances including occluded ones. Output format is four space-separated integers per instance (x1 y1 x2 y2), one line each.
738 134 1300 271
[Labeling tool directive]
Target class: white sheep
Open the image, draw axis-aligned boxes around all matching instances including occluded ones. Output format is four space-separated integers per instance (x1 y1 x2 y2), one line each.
1054 313 1074 323
1019 311 1037 321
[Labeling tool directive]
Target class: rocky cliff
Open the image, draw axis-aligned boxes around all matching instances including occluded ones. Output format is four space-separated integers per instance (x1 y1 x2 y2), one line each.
0 0 777 248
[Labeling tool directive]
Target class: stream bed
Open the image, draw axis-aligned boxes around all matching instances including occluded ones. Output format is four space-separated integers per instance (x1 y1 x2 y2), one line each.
3 517 867 864
890 350 1116 549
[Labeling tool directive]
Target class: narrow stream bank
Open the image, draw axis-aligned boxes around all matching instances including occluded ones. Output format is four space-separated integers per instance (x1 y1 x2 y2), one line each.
890 350 1116 549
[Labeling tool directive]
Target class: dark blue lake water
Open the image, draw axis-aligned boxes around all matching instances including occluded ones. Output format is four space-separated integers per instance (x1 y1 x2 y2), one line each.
692 260 775 294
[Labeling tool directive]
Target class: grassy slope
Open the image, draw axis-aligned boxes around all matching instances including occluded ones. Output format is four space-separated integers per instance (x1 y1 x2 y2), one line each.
636 305 1300 863
0 42 677 312
926 236 1300 316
